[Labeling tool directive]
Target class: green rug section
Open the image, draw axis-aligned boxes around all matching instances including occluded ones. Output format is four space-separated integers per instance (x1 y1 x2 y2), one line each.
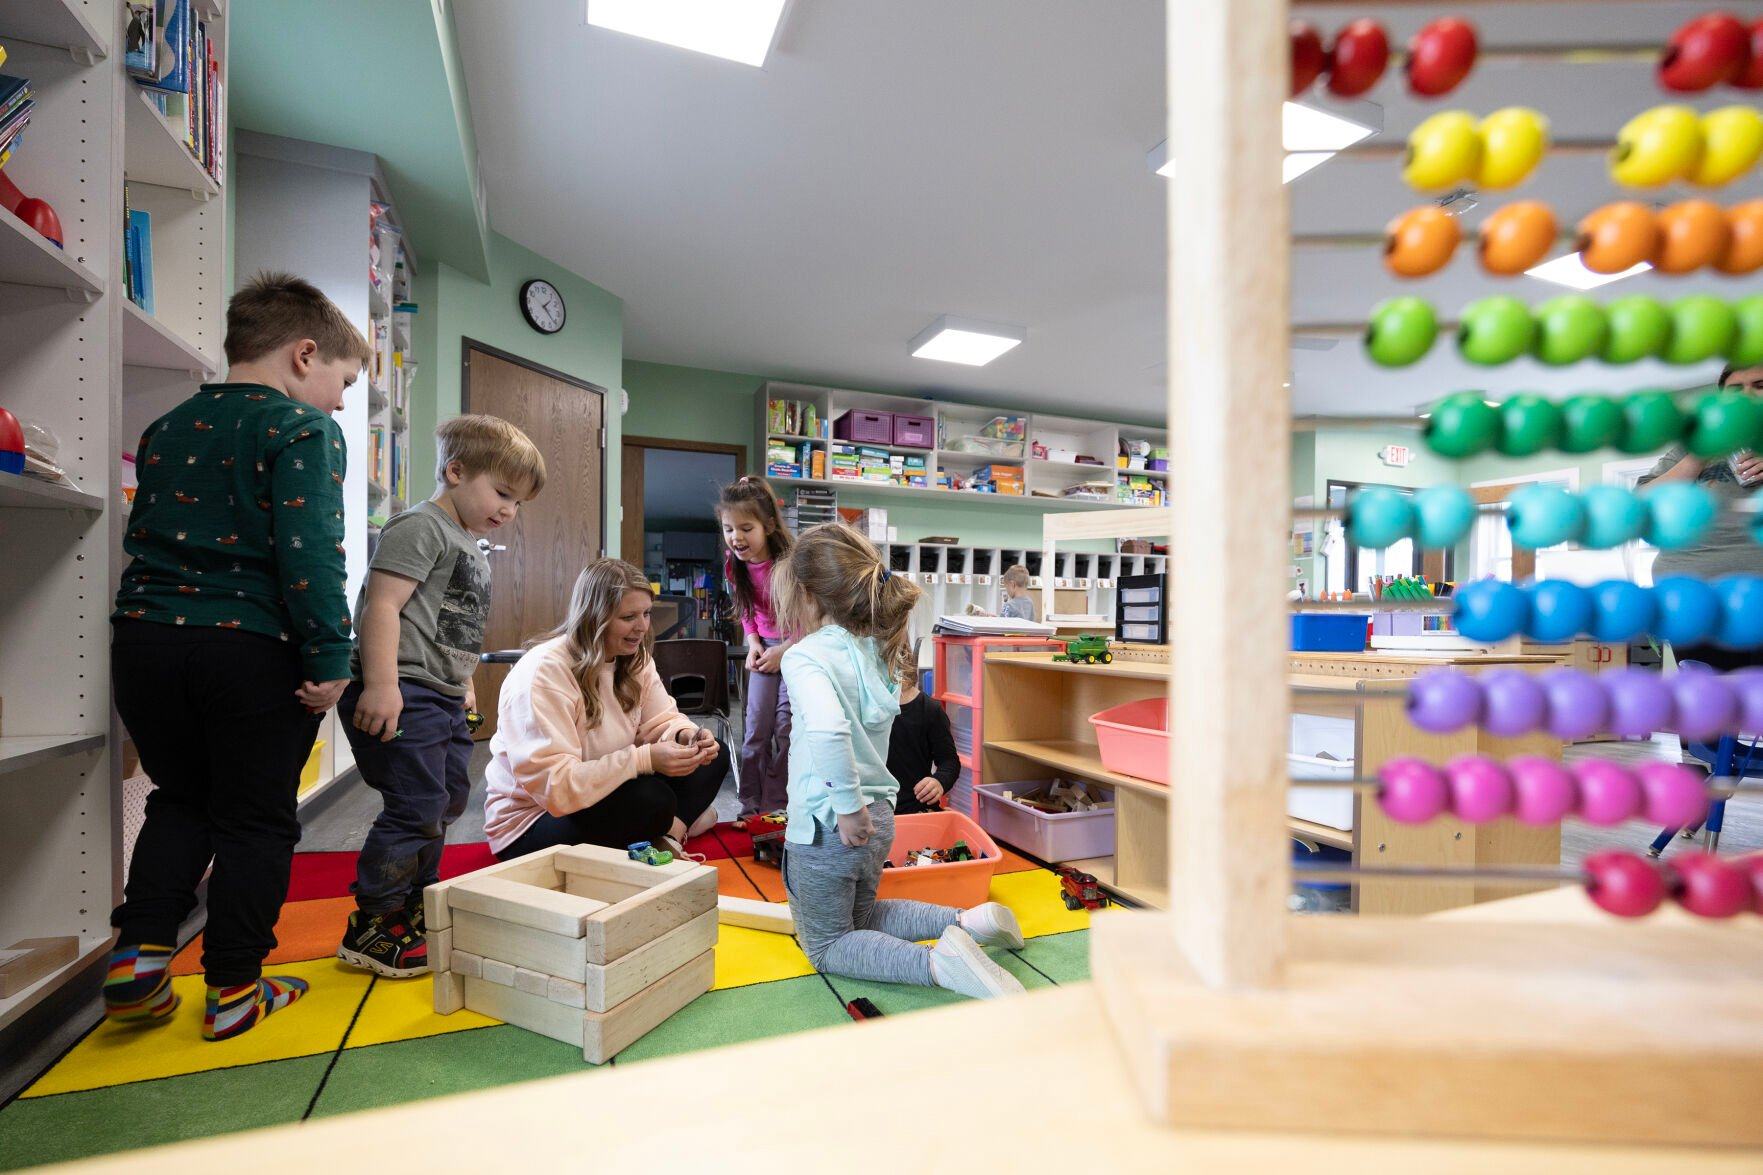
616 974 852 1064
1013 929 1090 984
0 1054 331 1172
310 1025 600 1119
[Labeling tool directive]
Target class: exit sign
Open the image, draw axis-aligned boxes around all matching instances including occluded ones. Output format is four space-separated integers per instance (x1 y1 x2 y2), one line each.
1378 444 1412 468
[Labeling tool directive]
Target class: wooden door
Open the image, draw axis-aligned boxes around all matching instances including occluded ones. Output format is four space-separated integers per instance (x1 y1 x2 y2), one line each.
621 442 645 565
463 342 605 739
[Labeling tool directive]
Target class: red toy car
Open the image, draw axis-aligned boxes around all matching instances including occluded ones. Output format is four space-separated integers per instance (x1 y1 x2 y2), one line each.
1056 866 1110 911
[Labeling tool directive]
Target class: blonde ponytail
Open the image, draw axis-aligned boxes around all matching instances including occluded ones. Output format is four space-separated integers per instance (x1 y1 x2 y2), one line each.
771 523 922 686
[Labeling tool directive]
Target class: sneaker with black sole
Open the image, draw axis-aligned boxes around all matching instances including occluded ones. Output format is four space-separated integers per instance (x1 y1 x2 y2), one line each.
337 909 428 978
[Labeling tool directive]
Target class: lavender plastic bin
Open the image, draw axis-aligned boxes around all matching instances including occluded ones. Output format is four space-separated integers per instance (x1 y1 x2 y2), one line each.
974 780 1115 862
834 411 894 444
893 414 934 448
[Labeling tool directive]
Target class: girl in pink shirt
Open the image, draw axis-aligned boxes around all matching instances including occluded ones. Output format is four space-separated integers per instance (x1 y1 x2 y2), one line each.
719 476 795 824
485 559 727 859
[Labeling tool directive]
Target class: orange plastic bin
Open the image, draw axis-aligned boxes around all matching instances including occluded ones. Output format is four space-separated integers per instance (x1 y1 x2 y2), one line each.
876 810 1002 907
1090 697 1172 786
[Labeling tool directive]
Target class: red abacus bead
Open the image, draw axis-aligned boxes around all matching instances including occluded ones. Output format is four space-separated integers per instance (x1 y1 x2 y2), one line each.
1740 854 1763 914
1571 759 1643 826
1636 762 1710 828
1585 850 1666 918
1445 755 1513 824
1508 755 1576 825
1669 851 1752 919
1378 757 1450 824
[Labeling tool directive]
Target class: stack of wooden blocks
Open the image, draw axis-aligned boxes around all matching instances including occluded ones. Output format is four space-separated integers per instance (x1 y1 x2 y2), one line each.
425 844 718 1063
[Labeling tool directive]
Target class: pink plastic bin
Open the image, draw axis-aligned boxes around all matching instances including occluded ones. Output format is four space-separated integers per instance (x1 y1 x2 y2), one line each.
834 410 893 444
1090 697 1172 786
892 414 934 448
877 810 1002 907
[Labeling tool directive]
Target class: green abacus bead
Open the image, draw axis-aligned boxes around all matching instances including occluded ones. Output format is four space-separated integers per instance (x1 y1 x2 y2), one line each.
1347 486 1416 549
1685 390 1763 459
1495 394 1563 458
1425 393 1501 459
1558 394 1626 454
1618 390 1686 455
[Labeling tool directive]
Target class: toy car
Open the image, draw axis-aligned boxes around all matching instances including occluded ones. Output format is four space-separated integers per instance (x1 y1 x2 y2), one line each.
1052 635 1113 665
1056 866 1111 911
626 841 674 867
751 825 786 868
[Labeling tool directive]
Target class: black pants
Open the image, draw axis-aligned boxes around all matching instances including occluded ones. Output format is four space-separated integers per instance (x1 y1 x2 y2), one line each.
497 746 729 861
111 621 321 986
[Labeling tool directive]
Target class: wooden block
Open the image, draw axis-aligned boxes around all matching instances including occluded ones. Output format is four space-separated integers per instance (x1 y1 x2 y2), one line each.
0 937 79 998
451 950 483 979
453 910 588 981
481 957 516 988
430 926 452 975
584 865 718 965
424 848 567 931
547 975 586 1009
582 949 714 1064
514 966 549 997
433 969 465 1015
463 976 585 1047
557 843 701 885
423 883 453 934
582 908 718 1013
716 895 794 935
563 873 649 906
448 875 607 938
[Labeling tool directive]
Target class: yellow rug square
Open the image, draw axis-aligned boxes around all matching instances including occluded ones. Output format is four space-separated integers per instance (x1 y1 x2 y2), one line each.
988 868 1091 939
344 973 500 1050
713 923 815 990
24 957 372 1098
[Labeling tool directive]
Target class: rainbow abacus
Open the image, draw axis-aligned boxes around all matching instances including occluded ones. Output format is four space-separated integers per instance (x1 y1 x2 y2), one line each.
1407 665 1763 740
1424 388 1763 459
1344 481 1737 551
1450 574 1763 645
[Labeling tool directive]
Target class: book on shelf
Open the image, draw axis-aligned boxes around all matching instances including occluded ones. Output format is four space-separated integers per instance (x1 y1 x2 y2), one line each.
131 1 223 183
124 203 154 315
766 397 820 439
0 71 33 165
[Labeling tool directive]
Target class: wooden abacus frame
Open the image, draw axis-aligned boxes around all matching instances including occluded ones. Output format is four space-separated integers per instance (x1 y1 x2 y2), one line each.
1088 0 1763 1147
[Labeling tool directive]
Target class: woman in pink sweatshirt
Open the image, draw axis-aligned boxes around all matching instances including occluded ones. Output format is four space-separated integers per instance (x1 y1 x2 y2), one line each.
485 559 728 859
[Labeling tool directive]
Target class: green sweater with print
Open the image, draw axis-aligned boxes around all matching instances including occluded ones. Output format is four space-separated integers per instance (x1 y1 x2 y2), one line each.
113 383 352 680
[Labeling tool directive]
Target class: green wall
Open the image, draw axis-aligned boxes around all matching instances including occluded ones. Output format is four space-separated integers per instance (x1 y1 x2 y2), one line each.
623 361 762 461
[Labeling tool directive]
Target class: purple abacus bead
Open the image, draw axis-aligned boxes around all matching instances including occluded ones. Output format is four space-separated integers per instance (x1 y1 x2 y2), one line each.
1405 669 1483 734
1540 669 1610 740
1507 755 1577 826
1636 762 1710 828
1445 755 1514 824
1479 669 1549 737
1571 759 1643 826
1377 757 1450 824
1602 667 1676 738
1669 669 1739 740
1728 668 1763 735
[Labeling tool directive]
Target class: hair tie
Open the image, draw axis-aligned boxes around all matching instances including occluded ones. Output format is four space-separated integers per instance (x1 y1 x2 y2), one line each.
879 566 892 582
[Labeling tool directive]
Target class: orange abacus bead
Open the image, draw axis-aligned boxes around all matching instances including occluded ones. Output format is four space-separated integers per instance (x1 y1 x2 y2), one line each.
1656 200 1731 274
1478 201 1557 275
1718 199 1763 275
1384 206 1461 278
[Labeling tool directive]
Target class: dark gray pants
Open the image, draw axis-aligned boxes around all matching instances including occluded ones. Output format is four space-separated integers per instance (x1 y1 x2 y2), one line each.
738 637 792 814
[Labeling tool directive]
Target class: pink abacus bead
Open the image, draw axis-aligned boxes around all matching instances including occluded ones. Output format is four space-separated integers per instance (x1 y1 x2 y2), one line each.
1507 756 1577 826
1740 854 1763 915
1669 851 1752 919
1636 762 1710 828
1584 850 1666 918
1445 755 1514 824
1571 759 1643 826
1377 757 1450 824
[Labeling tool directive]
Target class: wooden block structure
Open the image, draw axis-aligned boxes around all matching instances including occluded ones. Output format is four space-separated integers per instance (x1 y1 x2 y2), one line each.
425 845 718 1063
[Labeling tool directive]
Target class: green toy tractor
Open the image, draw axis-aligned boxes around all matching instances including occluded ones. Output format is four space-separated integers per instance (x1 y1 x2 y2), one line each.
1052 635 1113 665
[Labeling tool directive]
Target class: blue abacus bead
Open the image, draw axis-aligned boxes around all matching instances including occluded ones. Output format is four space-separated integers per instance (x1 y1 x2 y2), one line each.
1652 576 1722 646
1412 485 1476 548
1506 483 1586 550
1671 668 1739 740
1645 483 1718 551
1527 579 1592 643
1578 485 1648 550
1480 669 1549 737
1454 580 1528 642
1406 668 1483 733
1540 669 1610 740
1714 574 1763 649
1604 667 1675 738
1588 579 1657 643
1347 486 1416 550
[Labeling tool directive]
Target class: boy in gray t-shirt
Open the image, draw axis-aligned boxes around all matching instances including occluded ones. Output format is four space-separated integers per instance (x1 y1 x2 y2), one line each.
337 416 546 977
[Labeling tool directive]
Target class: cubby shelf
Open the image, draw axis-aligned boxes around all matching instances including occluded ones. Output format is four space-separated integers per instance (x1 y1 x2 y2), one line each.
766 475 1144 511
0 0 110 58
123 88 219 197
0 734 106 776
0 204 105 295
123 300 218 374
0 470 104 511
0 936 113 1034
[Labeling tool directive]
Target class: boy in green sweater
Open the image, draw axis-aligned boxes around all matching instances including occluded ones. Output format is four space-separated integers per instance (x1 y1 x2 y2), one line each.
104 272 371 1042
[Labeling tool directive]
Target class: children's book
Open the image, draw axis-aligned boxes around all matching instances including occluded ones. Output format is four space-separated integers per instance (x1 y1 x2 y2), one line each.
127 208 154 315
123 3 157 78
140 0 190 94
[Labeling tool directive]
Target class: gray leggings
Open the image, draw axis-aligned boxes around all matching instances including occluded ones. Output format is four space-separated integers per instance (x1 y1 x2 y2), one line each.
783 802 959 987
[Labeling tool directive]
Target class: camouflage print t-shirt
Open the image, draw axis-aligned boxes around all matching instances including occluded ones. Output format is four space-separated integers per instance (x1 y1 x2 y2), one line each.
348 501 490 697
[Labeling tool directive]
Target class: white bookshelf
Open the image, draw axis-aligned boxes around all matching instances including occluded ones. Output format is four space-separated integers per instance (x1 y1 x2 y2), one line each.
0 0 227 1032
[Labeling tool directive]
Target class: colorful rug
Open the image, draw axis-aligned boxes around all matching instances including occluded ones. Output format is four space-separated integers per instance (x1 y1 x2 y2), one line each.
0 824 1095 1169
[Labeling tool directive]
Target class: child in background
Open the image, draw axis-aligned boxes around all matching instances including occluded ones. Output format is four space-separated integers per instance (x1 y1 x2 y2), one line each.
774 523 1026 999
106 272 370 1041
999 564 1036 621
337 416 546 978
720 476 795 824
888 675 959 815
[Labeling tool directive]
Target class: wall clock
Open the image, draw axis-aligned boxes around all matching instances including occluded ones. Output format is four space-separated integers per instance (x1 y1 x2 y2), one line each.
520 279 566 334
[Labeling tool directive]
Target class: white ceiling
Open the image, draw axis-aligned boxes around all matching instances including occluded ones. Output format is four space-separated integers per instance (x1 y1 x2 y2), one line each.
454 0 1759 422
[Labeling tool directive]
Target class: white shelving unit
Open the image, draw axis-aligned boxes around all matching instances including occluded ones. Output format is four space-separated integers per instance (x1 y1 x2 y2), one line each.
0 0 227 1033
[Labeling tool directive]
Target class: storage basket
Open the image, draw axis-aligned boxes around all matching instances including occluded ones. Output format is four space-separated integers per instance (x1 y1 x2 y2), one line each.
876 810 1002 906
948 435 1026 459
1290 613 1368 652
1090 697 1172 785
892 414 934 448
834 410 893 444
975 780 1115 862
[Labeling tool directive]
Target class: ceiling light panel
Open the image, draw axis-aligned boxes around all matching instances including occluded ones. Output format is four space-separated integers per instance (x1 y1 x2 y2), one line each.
587 0 788 67
910 316 1025 367
1525 253 1652 291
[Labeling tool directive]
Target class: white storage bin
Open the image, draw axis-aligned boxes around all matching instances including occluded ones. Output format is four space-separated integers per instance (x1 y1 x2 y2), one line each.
1287 714 1357 831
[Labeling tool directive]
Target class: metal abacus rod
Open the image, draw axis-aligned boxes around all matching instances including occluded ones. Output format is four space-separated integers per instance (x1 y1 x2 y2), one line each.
1293 862 1583 885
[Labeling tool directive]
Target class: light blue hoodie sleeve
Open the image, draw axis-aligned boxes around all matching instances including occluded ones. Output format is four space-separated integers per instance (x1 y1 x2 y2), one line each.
782 655 867 816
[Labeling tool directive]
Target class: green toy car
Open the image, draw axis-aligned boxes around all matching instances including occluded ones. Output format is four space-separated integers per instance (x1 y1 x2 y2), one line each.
1052 635 1113 665
626 841 674 867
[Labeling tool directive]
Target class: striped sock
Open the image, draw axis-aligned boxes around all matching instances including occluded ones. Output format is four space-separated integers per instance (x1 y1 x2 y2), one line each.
203 975 308 1042
103 944 179 1024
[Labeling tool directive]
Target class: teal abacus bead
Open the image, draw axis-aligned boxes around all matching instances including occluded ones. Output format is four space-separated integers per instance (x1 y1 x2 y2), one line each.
1645 483 1718 550
1347 486 1417 549
1618 391 1687 455
1507 483 1586 550
1579 484 1649 550
1685 391 1763 459
1412 485 1476 547
1424 393 1501 459
1495 394 1563 458
1558 394 1626 455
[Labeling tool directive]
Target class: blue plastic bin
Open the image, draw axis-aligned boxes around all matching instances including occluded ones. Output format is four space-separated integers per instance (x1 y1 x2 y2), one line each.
1290 613 1368 652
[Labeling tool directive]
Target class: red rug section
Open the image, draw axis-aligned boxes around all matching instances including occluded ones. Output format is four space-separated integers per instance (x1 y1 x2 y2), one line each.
285 842 497 902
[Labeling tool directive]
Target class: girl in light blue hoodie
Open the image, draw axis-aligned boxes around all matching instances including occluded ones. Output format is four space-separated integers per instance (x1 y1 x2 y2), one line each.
772 523 1026 999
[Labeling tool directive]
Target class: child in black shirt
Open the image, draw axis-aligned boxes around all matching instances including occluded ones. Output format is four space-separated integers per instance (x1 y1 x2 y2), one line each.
888 679 961 815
